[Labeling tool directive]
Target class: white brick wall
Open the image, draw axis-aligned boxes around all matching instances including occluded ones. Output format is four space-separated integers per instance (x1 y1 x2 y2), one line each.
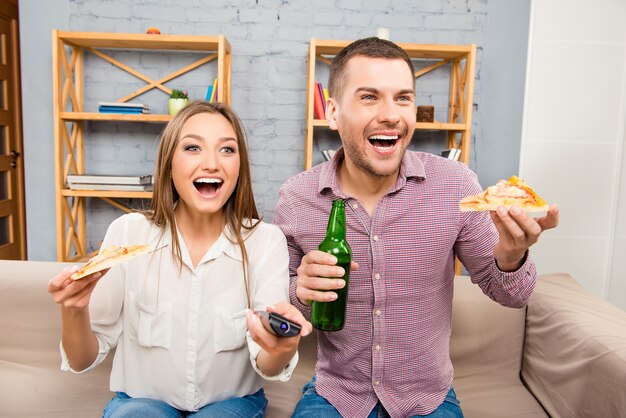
27 0 535 260
64 0 489 251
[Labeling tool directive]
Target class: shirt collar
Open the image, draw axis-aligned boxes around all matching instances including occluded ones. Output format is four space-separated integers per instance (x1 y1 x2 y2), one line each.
200 232 243 263
318 148 427 196
172 221 244 271
318 148 346 197
198 224 243 265
217 224 244 262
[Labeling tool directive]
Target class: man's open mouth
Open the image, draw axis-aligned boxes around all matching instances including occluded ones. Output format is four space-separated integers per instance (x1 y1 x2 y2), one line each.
193 178 223 195
368 134 399 149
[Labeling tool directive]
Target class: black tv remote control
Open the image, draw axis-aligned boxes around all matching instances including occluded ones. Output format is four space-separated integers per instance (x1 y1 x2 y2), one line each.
255 311 301 338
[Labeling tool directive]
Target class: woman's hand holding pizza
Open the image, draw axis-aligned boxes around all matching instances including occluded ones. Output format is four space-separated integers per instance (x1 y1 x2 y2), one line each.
48 265 105 372
48 244 150 309
48 265 108 311
490 204 560 272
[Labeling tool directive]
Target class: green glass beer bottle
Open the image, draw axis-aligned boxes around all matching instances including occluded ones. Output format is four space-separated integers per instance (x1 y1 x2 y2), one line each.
311 199 352 331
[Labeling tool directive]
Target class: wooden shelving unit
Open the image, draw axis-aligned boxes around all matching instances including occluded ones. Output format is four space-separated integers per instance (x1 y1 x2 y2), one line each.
304 39 476 170
52 31 231 261
305 39 476 274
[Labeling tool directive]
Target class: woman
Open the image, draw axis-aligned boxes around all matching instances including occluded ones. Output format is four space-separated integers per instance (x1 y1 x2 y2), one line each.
48 101 311 417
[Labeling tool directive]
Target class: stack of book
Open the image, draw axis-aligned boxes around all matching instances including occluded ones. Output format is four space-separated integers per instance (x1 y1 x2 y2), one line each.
205 78 219 102
98 102 150 114
322 149 337 161
66 174 154 191
441 148 462 161
313 82 329 120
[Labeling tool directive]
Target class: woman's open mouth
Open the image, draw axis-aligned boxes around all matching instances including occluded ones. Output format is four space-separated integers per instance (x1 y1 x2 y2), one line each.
193 178 223 196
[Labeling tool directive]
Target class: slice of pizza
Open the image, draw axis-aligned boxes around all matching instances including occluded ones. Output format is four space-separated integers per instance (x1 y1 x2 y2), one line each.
71 244 153 280
460 175 549 212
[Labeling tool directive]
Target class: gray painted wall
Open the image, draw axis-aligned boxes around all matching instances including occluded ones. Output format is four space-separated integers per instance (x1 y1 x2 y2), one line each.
481 0 530 187
19 0 70 260
19 0 530 260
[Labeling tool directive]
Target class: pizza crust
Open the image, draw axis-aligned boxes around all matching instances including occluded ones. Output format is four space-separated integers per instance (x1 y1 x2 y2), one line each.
71 244 152 280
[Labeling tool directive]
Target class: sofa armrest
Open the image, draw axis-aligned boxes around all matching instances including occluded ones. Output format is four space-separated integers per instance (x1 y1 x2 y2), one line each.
522 273 626 418
0 260 115 417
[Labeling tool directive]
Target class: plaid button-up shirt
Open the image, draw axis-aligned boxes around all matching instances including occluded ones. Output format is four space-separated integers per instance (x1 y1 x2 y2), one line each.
274 149 536 417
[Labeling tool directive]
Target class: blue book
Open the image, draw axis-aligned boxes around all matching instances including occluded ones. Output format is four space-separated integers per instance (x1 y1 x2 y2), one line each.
99 108 145 114
98 101 149 110
205 85 214 101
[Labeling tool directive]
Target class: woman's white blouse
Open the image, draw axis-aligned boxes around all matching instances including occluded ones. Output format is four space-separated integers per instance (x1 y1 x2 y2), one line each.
60 213 298 411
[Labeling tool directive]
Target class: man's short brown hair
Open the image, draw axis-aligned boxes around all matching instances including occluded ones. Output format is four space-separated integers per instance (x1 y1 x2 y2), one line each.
328 37 415 99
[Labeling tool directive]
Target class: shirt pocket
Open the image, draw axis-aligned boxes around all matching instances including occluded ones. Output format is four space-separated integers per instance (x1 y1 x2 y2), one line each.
214 307 247 353
127 291 172 349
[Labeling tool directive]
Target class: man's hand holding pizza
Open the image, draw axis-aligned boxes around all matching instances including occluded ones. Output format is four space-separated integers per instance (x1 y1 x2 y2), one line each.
460 176 560 272
490 204 559 272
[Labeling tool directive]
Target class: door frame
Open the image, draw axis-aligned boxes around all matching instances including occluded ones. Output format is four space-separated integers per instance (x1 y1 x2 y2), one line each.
0 0 26 259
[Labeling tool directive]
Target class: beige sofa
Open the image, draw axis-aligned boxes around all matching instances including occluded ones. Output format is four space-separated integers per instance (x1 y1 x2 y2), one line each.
1 260 625 418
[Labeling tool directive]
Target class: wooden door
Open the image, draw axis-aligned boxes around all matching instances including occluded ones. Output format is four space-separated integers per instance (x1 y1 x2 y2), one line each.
0 0 25 260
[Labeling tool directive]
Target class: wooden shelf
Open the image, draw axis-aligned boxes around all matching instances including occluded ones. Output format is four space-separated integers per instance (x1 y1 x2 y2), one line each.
314 40 473 60
304 38 476 170
57 31 224 51
311 119 466 132
61 189 153 199
53 31 232 261
60 112 171 123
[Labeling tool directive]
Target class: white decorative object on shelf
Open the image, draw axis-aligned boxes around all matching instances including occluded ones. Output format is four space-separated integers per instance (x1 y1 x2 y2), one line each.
376 27 390 40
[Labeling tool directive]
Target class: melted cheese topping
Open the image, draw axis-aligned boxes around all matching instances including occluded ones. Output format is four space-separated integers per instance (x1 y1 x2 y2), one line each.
486 181 531 199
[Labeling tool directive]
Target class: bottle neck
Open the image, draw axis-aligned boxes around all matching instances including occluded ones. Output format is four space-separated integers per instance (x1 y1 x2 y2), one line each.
325 201 346 239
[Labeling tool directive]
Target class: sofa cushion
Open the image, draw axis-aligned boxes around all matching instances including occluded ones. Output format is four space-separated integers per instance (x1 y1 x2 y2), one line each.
451 276 547 417
0 260 114 417
0 259 317 418
523 273 626 418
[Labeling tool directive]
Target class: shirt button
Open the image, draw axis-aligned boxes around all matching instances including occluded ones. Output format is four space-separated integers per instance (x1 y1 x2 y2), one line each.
374 380 380 386
352 203 358 209
373 235 379 242
374 273 381 280
375 309 381 316
375 344 381 351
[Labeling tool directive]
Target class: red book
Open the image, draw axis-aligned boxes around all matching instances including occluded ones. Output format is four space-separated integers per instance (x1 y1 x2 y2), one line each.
313 82 325 119
317 82 326 112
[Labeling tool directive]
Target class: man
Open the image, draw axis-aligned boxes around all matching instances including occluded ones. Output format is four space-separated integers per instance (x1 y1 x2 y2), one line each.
274 37 558 418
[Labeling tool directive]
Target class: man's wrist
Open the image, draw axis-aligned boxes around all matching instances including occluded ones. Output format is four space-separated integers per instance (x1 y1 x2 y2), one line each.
495 251 527 272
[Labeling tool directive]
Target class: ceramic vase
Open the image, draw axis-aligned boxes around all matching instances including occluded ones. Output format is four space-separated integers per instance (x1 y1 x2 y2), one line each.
168 98 189 115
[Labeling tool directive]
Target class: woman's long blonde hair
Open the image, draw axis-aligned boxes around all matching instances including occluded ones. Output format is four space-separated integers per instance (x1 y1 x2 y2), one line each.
147 101 260 307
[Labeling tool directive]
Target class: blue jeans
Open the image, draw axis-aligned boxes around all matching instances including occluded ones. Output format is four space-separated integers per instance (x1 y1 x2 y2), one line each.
102 389 267 418
292 376 463 418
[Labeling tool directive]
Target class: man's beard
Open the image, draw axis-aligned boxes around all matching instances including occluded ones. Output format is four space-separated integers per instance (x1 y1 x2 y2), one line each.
341 129 409 178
